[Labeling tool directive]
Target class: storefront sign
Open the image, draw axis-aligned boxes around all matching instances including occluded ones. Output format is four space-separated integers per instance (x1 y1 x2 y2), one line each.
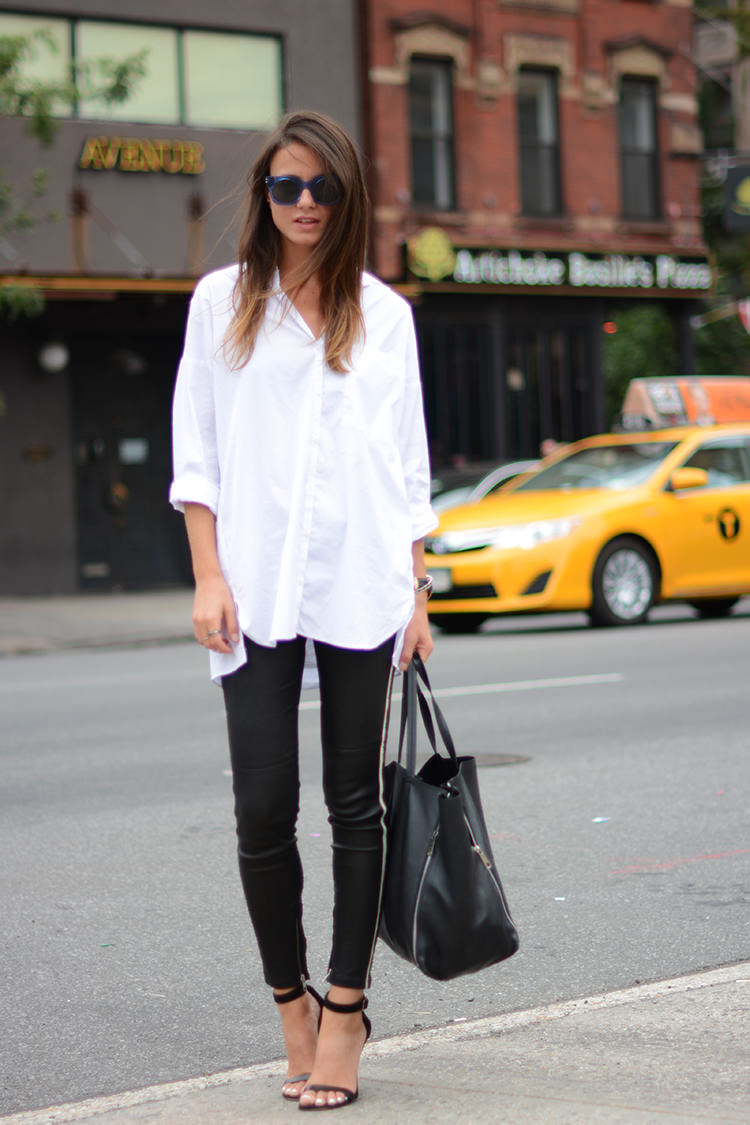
79 136 205 175
723 165 750 232
408 228 712 294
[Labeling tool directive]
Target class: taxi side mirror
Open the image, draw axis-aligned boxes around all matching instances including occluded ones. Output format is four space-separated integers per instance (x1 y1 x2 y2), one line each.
669 467 709 492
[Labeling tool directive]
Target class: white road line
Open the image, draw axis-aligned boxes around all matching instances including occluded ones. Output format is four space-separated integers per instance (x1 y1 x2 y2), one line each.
2 963 744 1124
298 672 623 710
429 672 622 698
0 669 622 701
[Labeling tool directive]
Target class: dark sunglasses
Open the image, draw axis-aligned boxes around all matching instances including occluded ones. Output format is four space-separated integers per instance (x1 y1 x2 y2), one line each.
265 174 342 206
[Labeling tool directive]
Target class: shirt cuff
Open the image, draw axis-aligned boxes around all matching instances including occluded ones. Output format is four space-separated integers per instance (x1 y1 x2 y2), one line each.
411 508 439 541
169 475 219 516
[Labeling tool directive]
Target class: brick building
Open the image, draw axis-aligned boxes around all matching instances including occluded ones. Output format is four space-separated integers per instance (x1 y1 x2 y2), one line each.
360 0 710 467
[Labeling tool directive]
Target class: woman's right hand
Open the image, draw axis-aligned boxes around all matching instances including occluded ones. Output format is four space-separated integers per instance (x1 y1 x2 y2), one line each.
183 503 240 655
192 573 240 654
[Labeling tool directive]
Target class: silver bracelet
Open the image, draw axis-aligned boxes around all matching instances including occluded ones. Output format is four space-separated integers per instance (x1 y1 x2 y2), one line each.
414 574 433 599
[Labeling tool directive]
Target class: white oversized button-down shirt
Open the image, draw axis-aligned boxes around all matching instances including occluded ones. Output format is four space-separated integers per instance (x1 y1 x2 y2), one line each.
170 265 437 683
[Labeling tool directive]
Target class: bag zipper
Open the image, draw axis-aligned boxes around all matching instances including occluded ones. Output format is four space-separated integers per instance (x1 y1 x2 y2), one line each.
463 813 516 924
411 826 439 960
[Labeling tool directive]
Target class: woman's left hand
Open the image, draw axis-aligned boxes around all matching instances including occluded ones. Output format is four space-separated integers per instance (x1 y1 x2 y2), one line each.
399 601 434 670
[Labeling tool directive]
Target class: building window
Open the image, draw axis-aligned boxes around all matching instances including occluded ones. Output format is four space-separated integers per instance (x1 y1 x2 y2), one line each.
517 68 562 217
409 57 455 210
76 22 180 124
0 12 282 130
698 75 734 151
182 31 281 129
619 76 661 220
0 12 70 112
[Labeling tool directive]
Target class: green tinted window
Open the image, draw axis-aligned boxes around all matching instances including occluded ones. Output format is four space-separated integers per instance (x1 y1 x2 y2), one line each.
0 14 71 113
183 31 281 128
76 21 179 123
1 16 282 128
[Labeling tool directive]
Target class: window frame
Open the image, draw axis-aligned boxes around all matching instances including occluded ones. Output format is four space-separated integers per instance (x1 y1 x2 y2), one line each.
618 75 661 221
517 66 563 218
680 437 750 488
408 55 457 212
0 11 284 130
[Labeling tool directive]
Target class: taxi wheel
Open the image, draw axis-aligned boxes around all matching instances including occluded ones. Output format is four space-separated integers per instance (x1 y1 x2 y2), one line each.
590 537 657 626
688 597 739 619
431 614 488 634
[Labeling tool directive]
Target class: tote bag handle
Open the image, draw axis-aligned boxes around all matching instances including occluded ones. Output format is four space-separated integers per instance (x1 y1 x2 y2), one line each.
397 655 458 774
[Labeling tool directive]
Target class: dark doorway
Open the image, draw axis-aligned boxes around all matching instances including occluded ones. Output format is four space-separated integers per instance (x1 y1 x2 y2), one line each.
416 297 601 467
71 324 191 590
417 318 495 467
505 321 596 458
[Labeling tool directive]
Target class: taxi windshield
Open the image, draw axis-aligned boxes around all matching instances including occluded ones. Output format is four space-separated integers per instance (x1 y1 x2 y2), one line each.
516 441 678 491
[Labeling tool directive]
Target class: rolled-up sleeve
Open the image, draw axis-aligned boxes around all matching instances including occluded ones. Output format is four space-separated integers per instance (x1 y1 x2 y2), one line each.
398 314 438 541
169 286 220 516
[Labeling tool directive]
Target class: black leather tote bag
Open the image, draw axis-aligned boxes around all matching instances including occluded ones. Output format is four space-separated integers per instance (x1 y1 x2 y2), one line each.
378 654 519 980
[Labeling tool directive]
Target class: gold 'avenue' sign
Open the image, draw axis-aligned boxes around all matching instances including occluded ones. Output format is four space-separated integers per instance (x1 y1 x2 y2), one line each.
79 136 205 175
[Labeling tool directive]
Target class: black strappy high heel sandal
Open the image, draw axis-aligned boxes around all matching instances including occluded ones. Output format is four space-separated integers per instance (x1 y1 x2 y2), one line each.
274 981 323 1101
298 992 372 1111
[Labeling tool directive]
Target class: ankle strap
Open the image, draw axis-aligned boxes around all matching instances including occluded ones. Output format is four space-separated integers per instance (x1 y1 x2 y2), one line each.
273 981 308 1005
321 992 368 1015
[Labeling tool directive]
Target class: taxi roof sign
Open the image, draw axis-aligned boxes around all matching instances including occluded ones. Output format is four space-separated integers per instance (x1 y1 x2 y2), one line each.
619 376 750 429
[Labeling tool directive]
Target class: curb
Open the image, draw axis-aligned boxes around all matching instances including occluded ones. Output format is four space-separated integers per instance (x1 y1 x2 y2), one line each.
3 962 747 1125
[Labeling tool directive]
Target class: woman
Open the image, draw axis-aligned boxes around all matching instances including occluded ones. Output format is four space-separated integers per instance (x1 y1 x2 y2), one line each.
170 110 436 1111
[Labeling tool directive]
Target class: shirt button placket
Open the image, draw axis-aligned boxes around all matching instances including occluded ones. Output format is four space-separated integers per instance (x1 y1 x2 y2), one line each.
296 346 325 616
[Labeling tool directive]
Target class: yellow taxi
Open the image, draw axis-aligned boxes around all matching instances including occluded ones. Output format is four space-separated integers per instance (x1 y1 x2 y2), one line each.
425 424 750 631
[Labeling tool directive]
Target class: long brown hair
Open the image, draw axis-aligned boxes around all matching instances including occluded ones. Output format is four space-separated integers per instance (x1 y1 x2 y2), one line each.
224 111 369 373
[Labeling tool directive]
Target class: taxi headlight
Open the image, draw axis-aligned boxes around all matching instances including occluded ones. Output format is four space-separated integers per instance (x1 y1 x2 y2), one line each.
427 527 497 554
492 517 581 550
427 517 580 554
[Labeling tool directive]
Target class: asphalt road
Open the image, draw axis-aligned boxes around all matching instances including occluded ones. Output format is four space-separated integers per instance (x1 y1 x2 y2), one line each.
1 605 749 1115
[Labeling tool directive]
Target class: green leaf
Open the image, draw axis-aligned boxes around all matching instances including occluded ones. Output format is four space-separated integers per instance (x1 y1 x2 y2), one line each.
0 29 145 319
0 283 45 321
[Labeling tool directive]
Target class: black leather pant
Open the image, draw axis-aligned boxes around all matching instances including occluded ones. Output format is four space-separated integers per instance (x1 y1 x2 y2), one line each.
221 634 395 990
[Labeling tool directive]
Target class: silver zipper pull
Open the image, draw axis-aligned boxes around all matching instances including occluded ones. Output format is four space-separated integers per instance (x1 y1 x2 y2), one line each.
476 848 493 871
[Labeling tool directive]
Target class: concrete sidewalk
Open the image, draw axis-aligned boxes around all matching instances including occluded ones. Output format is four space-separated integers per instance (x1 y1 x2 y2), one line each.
2 965 748 1124
0 590 195 655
